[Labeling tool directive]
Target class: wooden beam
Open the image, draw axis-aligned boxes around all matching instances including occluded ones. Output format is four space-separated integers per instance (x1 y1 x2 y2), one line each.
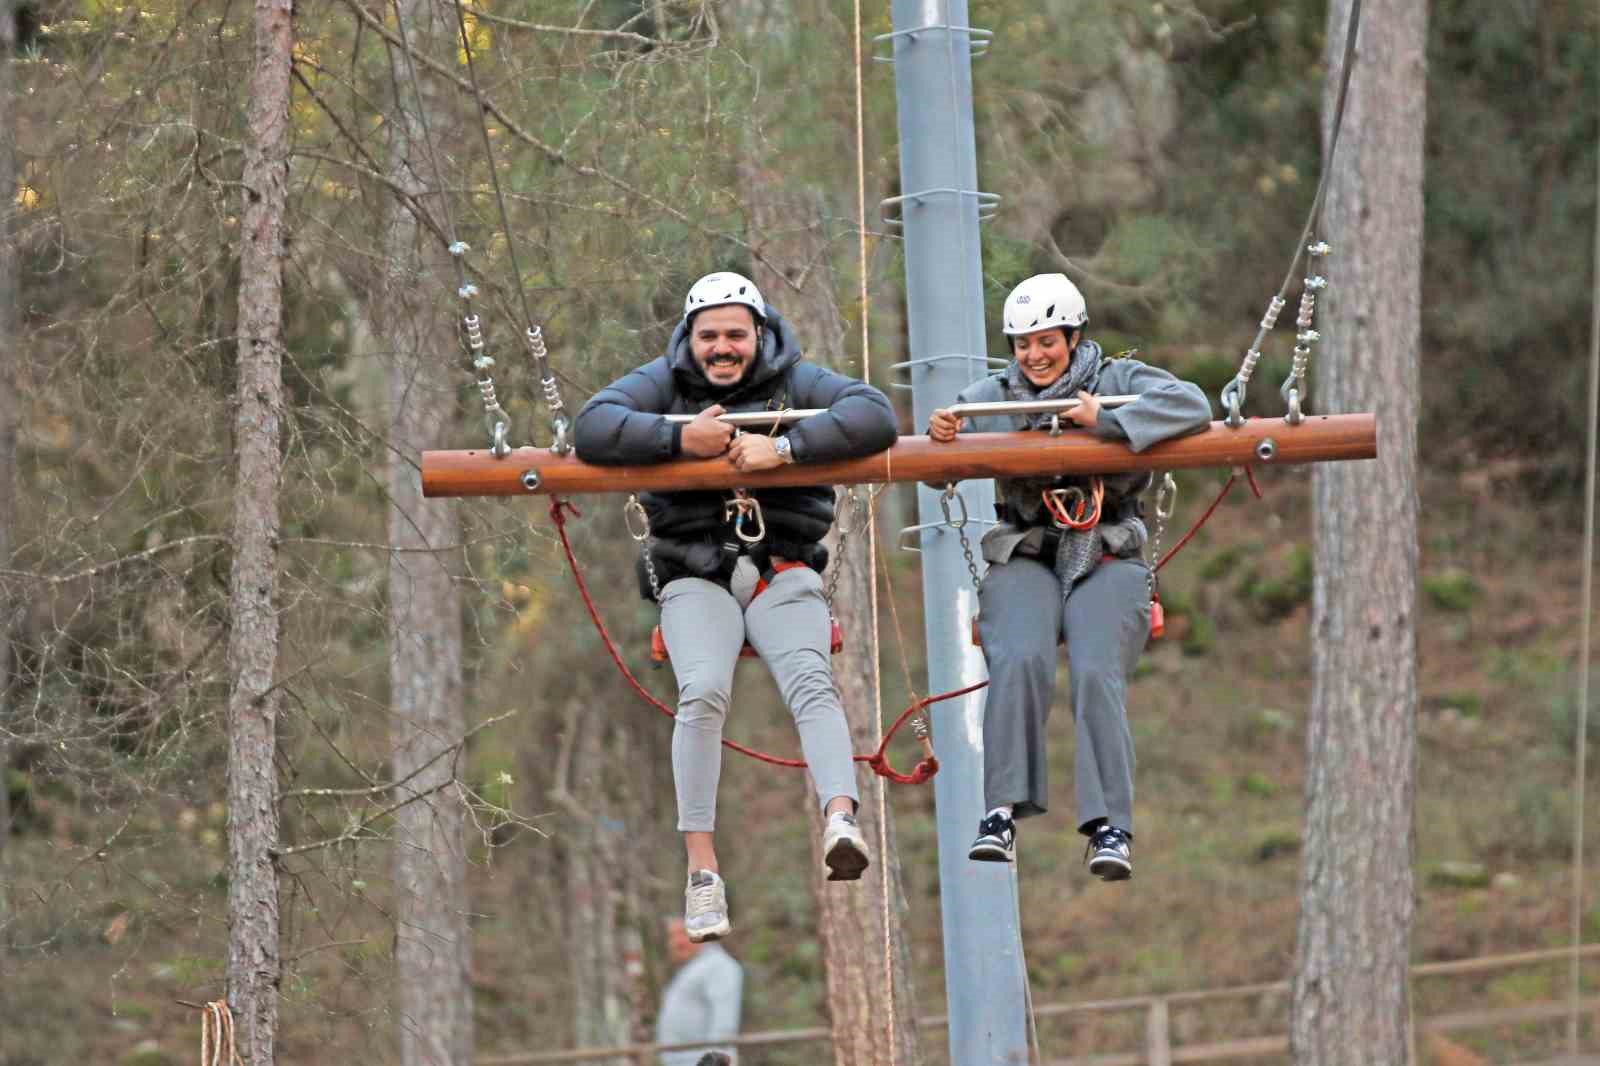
421 413 1376 498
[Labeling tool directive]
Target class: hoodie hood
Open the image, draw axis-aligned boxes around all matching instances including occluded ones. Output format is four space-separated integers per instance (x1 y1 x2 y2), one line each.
667 307 803 404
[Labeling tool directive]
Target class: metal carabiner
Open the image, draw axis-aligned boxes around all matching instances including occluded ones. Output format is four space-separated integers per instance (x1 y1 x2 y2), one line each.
624 494 652 542
939 483 969 530
1155 472 1178 521
725 491 766 544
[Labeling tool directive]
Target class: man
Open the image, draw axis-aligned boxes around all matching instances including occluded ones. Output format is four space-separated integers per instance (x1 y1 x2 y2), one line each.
927 272 1211 880
657 917 743 1066
575 271 899 940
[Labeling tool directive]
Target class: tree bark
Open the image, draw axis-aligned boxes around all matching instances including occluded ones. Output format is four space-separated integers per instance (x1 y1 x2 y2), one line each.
1291 2 1426 1063
226 0 294 1059
0 0 18 932
742 169 924 1066
380 1 473 1061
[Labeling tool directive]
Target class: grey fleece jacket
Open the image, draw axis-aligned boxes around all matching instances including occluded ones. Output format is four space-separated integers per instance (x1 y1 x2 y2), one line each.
951 345 1213 562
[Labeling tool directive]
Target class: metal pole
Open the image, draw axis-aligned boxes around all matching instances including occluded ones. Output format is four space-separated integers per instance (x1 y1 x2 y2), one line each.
885 2 1029 1062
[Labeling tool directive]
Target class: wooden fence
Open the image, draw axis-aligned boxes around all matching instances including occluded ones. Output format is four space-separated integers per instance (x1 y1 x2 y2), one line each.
477 944 1600 1065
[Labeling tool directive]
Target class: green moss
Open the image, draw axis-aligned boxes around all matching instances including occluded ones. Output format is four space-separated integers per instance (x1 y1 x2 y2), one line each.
1427 861 1491 889
1198 545 1246 582
1422 569 1480 612
1181 612 1215 657
1238 772 1276 798
1253 827 1300 862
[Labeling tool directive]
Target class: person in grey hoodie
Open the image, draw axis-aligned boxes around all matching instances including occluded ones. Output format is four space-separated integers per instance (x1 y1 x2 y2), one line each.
657 917 743 1066
576 271 899 941
926 273 1212 880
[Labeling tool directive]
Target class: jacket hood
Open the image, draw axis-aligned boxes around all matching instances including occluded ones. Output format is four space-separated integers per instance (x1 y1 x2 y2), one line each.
667 307 803 403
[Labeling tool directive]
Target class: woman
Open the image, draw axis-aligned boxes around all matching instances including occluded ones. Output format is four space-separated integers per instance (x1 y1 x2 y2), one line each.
926 273 1211 880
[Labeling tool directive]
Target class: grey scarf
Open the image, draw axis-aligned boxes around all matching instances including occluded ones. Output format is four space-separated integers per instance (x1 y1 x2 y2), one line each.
1000 341 1105 591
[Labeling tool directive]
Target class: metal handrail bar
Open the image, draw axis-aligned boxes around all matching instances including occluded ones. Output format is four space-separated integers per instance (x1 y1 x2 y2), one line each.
657 396 1140 428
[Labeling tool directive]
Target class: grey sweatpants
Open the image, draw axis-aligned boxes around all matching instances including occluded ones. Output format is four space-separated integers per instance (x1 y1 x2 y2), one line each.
658 566 859 833
976 554 1150 833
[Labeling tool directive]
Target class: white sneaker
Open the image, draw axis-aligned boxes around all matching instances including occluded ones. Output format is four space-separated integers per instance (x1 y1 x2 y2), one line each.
685 869 731 941
822 811 871 882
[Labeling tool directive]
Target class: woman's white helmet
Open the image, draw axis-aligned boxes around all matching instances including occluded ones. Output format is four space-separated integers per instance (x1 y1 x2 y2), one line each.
683 271 767 323
1002 273 1088 336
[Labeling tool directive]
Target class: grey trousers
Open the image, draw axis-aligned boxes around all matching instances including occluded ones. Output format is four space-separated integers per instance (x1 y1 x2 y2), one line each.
976 554 1150 833
658 567 859 833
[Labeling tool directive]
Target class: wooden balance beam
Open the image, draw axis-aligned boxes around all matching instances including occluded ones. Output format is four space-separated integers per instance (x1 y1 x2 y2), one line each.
420 413 1376 498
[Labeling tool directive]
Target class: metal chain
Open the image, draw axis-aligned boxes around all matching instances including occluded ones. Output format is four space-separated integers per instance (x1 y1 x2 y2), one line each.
1146 473 1177 604
940 483 984 594
826 487 864 607
624 494 662 602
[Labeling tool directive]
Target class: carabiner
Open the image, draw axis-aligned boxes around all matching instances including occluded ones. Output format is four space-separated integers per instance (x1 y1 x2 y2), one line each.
939 483 969 530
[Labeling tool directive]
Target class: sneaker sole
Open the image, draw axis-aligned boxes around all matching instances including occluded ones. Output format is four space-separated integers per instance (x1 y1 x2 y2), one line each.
687 917 732 943
824 838 870 882
968 842 1014 863
1089 856 1132 881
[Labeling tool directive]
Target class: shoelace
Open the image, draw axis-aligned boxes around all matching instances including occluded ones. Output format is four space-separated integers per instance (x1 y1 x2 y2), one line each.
687 877 722 914
978 813 1013 840
1085 828 1129 862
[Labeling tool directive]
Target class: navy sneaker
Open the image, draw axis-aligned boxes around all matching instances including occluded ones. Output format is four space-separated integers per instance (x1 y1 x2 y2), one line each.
968 811 1016 863
1086 825 1133 881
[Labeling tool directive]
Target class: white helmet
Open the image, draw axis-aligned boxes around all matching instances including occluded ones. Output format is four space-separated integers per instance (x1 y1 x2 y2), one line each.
1002 273 1088 336
683 271 766 323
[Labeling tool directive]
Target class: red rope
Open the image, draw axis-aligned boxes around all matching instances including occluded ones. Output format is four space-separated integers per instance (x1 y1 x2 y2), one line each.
548 498 971 784
1153 466 1263 573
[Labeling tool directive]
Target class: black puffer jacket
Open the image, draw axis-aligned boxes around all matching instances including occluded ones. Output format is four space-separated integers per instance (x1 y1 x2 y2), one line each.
575 309 898 599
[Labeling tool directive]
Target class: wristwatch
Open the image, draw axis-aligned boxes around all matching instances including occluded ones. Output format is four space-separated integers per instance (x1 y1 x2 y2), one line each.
773 436 796 464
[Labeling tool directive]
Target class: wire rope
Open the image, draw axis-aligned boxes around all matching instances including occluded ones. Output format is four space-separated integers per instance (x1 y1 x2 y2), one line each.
1566 78 1599 1059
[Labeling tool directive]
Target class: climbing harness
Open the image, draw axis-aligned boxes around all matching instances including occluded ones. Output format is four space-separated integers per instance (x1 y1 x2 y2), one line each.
548 498 950 784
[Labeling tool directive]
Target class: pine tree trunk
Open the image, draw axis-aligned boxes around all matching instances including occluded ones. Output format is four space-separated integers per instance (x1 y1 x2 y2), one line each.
380 1 473 1061
226 0 294 1059
743 169 924 1066
0 0 17 930
1291 1 1426 1063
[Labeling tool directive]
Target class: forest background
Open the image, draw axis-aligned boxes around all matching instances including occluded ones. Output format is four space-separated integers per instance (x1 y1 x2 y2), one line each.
1 0 1597 1063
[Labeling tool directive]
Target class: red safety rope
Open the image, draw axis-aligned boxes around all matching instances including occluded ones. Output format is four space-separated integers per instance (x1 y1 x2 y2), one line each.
548 498 970 784
1153 466 1263 573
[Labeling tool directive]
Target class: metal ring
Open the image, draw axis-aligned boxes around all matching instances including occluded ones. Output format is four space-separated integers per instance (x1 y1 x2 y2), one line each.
1048 413 1063 437
1285 389 1304 426
491 421 511 458
519 470 541 492
1256 438 1278 462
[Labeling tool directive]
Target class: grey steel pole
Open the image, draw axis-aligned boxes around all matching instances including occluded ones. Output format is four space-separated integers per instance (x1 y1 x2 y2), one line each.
885 2 1030 1063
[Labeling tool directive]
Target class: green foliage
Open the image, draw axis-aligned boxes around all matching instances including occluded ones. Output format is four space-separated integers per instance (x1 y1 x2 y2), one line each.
1427 861 1491 889
117 1042 175 1066
1238 771 1276 798
1253 826 1300 862
1422 569 1480 612
1237 545 1313 622
1181 610 1216 657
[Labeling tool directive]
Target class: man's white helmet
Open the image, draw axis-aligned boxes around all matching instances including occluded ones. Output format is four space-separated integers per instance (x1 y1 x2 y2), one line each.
1002 273 1088 336
683 271 767 323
